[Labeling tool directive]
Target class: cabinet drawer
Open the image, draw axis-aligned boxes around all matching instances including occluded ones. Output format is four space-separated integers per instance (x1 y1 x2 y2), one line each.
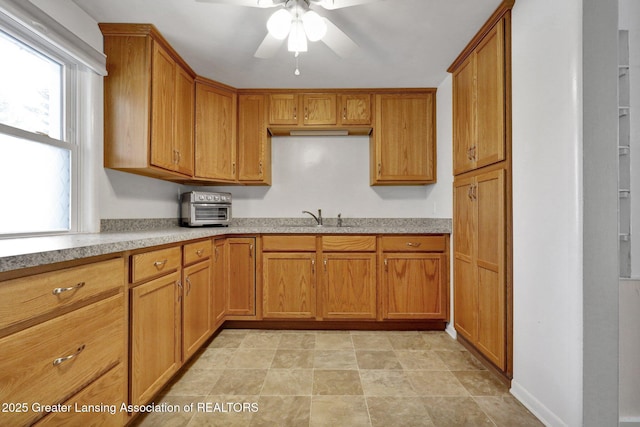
381 235 446 252
0 258 124 332
183 240 212 265
131 246 181 282
322 236 376 252
34 365 125 427
0 294 124 426
262 235 316 251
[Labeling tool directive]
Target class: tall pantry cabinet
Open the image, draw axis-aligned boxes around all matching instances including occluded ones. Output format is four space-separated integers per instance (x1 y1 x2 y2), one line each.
450 3 513 379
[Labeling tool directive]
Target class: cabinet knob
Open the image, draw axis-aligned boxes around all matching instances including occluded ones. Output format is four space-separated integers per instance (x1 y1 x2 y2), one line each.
153 259 168 269
52 282 85 295
406 242 422 247
53 344 86 366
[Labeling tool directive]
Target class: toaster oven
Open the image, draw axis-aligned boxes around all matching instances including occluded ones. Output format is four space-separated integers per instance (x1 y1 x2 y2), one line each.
181 191 231 227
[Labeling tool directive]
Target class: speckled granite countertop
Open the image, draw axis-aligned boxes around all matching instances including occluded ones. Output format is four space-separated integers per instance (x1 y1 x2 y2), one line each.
0 218 451 274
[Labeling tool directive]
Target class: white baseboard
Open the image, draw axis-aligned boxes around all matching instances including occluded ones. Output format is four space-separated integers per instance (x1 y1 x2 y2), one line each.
510 380 567 427
445 323 457 339
620 417 640 427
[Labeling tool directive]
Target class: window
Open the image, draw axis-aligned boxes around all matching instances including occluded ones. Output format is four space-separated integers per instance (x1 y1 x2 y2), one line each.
0 28 75 236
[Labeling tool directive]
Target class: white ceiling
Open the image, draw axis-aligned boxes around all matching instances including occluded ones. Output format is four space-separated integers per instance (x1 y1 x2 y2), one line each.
71 0 502 89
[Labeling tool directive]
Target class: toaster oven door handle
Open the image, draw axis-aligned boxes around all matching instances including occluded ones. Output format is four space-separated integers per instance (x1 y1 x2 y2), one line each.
193 203 228 207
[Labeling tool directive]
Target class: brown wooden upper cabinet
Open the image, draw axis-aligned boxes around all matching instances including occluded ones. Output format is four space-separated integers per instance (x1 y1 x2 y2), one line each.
238 94 272 184
267 92 371 127
194 78 237 182
452 19 505 175
371 91 437 185
339 93 372 126
101 24 195 181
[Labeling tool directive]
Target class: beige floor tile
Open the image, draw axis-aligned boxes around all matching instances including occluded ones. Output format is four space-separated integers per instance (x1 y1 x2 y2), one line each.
351 334 394 350
313 369 364 395
261 369 314 396
422 396 495 427
435 350 487 371
421 332 466 351
163 368 224 397
396 350 449 370
186 395 258 427
313 350 358 369
359 370 416 396
208 334 246 349
355 350 402 370
249 396 311 427
388 335 432 350
208 370 268 395
310 395 371 427
271 349 314 369
278 333 316 350
475 395 544 427
366 396 434 427
407 370 469 396
189 348 236 370
453 371 510 396
315 333 354 350
225 349 276 369
131 395 196 427
238 333 282 349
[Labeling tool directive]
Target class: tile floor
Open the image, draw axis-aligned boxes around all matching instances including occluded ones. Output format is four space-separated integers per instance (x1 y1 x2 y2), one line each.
133 329 542 427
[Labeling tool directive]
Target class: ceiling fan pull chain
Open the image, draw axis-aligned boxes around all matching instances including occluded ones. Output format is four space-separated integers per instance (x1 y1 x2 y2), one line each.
294 52 301 75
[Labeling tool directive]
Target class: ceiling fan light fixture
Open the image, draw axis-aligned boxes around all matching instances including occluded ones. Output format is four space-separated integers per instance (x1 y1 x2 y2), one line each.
287 19 308 52
267 8 292 40
302 10 326 41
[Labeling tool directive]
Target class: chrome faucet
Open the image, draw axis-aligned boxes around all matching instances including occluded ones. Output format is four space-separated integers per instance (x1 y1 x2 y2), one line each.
302 209 323 226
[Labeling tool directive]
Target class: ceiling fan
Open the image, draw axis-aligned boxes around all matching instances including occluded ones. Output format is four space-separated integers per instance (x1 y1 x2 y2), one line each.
196 0 380 59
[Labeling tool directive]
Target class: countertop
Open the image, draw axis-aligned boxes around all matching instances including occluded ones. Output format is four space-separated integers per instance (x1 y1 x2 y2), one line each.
0 218 451 274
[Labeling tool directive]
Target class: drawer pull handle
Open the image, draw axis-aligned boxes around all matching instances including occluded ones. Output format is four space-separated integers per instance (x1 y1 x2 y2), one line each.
196 249 204 257
153 259 168 269
406 242 422 247
52 282 85 295
53 344 85 366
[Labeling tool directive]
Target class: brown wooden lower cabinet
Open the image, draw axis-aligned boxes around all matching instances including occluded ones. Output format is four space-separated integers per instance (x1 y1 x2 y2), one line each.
382 253 447 319
321 252 377 320
129 270 182 406
182 256 212 360
454 168 506 370
263 252 317 319
212 238 227 328
226 237 257 317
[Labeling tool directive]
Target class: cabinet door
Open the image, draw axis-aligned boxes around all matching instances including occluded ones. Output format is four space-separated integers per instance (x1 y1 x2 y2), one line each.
130 271 181 405
174 66 194 176
183 261 212 360
321 253 376 319
452 55 476 175
475 20 505 170
302 93 337 125
373 93 436 184
238 94 271 184
195 82 237 181
339 93 371 125
263 253 316 319
150 41 176 172
212 239 227 329
226 238 256 316
453 175 477 342
382 253 446 320
269 93 299 125
475 169 506 369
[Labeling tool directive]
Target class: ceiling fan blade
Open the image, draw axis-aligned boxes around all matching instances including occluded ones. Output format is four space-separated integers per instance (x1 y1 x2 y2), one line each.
313 0 380 10
254 33 285 58
195 0 284 7
320 18 358 58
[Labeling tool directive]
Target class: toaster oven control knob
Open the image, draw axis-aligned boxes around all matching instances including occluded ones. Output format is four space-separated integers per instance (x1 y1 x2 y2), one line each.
213 195 220 201
198 195 205 201
206 195 213 201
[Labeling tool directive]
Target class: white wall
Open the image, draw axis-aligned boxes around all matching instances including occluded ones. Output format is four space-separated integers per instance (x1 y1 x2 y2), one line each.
510 0 584 426
620 0 640 277
620 279 640 422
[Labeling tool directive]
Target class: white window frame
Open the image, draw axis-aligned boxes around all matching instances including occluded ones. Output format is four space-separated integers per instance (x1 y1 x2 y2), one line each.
0 0 106 237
